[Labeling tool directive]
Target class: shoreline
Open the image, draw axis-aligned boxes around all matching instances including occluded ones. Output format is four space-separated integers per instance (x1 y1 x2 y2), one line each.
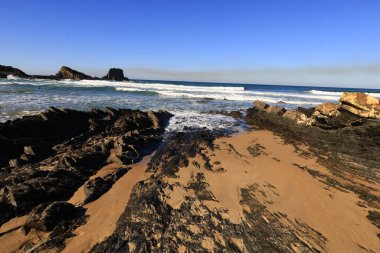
0 92 379 252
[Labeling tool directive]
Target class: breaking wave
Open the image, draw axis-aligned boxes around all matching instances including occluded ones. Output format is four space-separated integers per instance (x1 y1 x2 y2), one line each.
306 89 380 98
1 77 380 125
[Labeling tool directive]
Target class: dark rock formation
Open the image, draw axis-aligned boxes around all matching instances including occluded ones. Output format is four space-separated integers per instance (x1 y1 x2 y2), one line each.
22 201 86 251
55 66 94 80
23 201 85 233
1 64 129 81
29 74 59 80
0 107 173 227
83 167 130 204
102 68 128 81
0 65 29 78
0 107 98 168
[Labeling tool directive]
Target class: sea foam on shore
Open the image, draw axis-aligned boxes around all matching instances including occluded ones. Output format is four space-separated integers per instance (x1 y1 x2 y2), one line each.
1 78 380 129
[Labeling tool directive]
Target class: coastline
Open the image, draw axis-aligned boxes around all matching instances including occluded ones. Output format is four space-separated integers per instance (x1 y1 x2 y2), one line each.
0 92 379 252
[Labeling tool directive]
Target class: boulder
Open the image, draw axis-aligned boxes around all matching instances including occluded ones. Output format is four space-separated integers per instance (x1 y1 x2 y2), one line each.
314 103 341 118
339 92 380 119
102 68 127 81
265 105 286 116
313 109 365 129
55 66 93 80
283 110 312 125
296 107 315 118
253 100 269 111
0 65 29 78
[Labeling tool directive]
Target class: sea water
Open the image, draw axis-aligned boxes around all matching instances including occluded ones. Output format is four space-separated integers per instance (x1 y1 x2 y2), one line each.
1 77 379 131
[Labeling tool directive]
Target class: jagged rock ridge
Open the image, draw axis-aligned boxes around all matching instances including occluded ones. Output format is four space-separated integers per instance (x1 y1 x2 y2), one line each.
0 107 172 228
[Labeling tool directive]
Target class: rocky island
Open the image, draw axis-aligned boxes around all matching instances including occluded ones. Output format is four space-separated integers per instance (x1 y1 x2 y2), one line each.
0 65 129 81
0 92 379 252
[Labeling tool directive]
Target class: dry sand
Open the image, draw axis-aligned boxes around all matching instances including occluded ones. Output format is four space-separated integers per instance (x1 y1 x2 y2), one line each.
0 156 151 253
63 155 152 253
210 130 380 252
162 130 380 253
0 225 50 253
1 129 379 253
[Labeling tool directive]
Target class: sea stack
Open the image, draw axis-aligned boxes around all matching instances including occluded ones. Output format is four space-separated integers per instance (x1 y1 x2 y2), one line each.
0 65 29 78
55 66 93 80
102 68 128 81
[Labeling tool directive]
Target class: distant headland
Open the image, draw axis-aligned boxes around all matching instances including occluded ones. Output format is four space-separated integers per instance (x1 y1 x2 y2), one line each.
0 65 129 81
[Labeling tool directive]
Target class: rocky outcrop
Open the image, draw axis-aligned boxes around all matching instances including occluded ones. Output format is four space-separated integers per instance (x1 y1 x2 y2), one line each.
102 68 128 81
22 201 86 251
253 100 270 111
265 105 286 115
0 108 173 227
0 65 29 78
314 102 340 117
246 94 380 207
251 92 380 129
83 167 130 204
23 201 85 233
282 110 310 125
253 100 313 126
55 66 94 80
340 92 380 119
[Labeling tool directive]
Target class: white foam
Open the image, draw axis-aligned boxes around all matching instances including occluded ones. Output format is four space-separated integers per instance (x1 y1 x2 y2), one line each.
116 86 324 105
307 89 380 98
167 110 239 132
247 91 341 100
7 75 20 80
307 90 342 96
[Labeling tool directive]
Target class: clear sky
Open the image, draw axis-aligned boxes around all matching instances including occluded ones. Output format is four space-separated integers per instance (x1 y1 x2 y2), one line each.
1 0 379 88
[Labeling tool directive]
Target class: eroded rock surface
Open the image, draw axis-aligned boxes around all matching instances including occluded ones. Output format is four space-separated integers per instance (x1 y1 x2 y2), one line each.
83 167 131 204
23 201 85 234
0 108 172 227
340 92 380 119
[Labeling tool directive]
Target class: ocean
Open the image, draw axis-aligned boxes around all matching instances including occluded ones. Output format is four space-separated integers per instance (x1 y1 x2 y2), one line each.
1 77 379 131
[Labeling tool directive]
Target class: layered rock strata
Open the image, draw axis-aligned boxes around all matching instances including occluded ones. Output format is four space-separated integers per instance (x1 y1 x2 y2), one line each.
0 107 172 228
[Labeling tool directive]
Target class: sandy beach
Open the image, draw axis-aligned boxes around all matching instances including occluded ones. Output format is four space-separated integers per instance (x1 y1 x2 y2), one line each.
2 1 380 251
1 91 380 252
1 128 378 253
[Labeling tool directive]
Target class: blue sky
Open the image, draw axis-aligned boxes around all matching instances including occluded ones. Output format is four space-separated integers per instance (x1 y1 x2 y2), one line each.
1 0 379 87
